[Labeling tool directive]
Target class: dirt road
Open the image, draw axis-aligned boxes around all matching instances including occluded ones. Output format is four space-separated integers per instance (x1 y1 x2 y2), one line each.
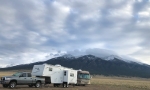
0 85 100 90
0 84 150 90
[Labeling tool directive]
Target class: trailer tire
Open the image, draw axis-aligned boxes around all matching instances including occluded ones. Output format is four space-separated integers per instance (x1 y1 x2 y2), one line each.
83 84 85 86
35 81 41 88
53 84 56 87
63 83 68 88
57 84 60 87
9 81 16 88
54 84 60 87
66 84 68 88
63 83 66 88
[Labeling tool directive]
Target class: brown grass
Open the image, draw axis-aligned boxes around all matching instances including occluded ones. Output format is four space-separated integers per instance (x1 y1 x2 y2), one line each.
91 76 150 90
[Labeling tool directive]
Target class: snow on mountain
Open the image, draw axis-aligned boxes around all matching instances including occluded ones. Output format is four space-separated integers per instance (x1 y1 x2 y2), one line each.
85 55 98 60
6 63 16 67
78 55 98 60
62 54 76 59
62 49 141 64
103 55 122 60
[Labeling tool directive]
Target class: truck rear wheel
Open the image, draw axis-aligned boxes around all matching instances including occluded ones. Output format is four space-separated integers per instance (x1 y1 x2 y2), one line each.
3 84 8 88
9 81 16 88
35 81 41 88
28 84 33 87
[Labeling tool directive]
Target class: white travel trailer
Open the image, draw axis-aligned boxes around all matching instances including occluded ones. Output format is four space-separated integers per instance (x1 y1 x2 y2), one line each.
31 64 77 87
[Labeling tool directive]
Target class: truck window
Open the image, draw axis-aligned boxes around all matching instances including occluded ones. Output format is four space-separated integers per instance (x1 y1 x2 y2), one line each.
12 72 22 76
27 73 31 77
20 73 26 77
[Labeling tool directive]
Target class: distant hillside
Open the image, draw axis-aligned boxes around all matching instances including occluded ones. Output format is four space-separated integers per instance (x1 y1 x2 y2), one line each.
1 55 150 78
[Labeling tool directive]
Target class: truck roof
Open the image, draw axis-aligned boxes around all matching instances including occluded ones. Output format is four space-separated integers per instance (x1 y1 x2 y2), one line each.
78 71 90 74
16 72 31 73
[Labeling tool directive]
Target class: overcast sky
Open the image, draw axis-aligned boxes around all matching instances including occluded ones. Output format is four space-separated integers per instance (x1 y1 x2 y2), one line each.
0 0 150 67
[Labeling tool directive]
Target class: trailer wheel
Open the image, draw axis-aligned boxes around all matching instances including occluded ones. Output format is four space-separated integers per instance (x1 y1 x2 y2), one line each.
53 84 56 87
9 81 16 88
66 84 68 88
57 84 60 87
3 84 9 88
83 84 85 86
54 84 60 87
63 83 66 88
35 81 41 88
63 83 68 88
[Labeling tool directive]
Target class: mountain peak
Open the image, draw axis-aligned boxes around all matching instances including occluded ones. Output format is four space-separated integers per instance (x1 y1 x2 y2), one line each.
104 55 122 60
62 54 76 59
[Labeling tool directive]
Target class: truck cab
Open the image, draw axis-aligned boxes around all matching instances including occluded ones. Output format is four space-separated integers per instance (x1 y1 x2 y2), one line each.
0 72 45 88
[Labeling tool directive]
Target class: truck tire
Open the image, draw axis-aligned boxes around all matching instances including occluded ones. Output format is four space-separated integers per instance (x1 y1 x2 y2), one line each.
35 81 41 88
28 84 33 87
9 81 16 88
3 84 9 88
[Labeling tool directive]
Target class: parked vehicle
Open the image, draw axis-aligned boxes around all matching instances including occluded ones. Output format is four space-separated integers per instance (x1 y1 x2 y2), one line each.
77 70 91 86
0 72 45 88
31 64 77 88
0 64 91 88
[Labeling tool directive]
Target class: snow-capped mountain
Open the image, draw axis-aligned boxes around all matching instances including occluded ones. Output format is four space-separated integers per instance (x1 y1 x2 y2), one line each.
1 54 150 78
62 54 76 59
64 49 139 63
61 53 139 64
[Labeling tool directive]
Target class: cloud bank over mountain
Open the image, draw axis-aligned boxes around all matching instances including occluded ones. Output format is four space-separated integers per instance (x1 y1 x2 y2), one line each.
0 0 150 67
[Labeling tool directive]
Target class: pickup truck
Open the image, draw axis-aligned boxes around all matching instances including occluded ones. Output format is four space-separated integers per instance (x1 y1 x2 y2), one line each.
0 72 45 88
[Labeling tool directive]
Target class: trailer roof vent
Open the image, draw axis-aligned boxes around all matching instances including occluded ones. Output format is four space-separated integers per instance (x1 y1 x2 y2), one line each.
55 64 61 67
79 69 82 71
43 63 47 65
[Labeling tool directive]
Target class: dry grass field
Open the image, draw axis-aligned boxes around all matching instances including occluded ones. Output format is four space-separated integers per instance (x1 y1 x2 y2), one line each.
1 71 150 90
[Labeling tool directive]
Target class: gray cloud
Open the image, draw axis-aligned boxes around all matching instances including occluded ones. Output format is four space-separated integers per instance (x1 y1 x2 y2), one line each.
0 0 150 67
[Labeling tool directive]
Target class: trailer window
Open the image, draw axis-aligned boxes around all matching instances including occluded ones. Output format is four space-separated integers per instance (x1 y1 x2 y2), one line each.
64 71 66 76
49 68 52 71
70 73 74 77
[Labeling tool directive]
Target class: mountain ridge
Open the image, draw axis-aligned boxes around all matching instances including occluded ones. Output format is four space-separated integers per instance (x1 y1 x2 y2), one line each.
0 55 150 78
